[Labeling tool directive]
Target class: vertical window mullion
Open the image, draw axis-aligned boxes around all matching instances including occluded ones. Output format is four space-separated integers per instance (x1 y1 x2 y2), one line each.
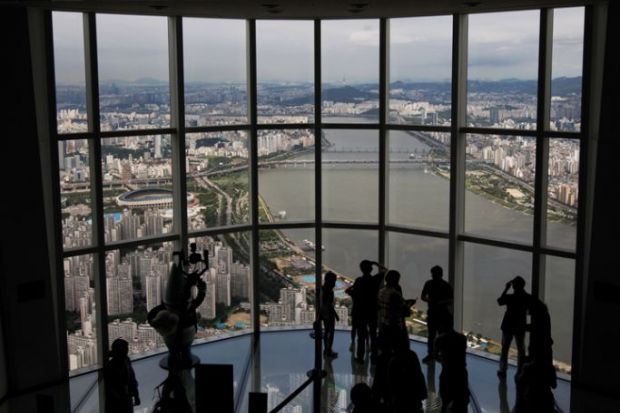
379 18 388 265
533 8 553 299
83 12 109 369
247 19 260 343
450 13 468 332
313 18 323 413
168 16 188 249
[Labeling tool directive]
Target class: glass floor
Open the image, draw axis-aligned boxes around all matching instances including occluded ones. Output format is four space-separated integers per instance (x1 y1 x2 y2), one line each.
70 329 570 412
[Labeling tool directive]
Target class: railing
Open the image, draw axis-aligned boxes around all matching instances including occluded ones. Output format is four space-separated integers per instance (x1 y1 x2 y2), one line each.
268 372 319 413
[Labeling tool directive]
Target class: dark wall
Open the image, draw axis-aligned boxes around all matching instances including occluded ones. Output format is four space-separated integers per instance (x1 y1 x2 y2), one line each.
571 2 620 412
0 6 69 410
0 307 6 401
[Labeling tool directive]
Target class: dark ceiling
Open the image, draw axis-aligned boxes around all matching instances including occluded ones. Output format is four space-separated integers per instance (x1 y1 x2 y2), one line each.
3 0 600 18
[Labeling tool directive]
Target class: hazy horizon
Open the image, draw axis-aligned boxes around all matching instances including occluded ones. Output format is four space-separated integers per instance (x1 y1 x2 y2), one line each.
52 8 584 85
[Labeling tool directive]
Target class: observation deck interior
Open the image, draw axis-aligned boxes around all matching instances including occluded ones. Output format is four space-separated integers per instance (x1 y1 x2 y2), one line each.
68 330 571 413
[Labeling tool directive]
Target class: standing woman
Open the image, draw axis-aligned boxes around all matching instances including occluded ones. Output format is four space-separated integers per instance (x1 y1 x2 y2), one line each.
321 271 340 358
104 338 140 413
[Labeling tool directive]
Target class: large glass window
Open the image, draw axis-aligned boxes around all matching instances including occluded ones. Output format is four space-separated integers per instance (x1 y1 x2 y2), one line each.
544 255 574 374
465 134 536 244
257 21 314 123
551 7 584 132
464 244 532 360
546 138 579 250
46 11 589 383
260 229 318 328
64 254 98 371
186 130 250 230
97 14 170 131
184 18 248 126
105 243 172 357
101 135 174 243
59 139 93 249
389 16 452 126
322 129 378 223
53 12 88 134
388 131 451 230
189 233 253 337
322 20 379 123
387 232 449 338
258 129 315 223
468 11 539 129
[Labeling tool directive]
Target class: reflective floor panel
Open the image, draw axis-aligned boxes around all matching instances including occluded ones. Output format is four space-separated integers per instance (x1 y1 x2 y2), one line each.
70 330 570 412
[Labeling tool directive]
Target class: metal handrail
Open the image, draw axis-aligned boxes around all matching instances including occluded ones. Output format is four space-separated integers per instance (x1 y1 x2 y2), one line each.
268 370 322 413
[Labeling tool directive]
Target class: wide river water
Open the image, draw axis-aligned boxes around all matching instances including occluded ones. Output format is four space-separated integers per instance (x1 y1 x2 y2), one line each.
257 119 575 364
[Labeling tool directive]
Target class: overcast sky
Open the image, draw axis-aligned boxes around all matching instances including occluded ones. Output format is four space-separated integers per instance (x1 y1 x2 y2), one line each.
52 8 584 86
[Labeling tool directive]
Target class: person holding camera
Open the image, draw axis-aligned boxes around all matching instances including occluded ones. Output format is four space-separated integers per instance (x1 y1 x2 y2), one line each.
497 275 530 378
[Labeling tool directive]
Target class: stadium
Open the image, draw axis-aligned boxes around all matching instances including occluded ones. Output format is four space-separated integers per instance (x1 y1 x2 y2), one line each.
116 188 195 208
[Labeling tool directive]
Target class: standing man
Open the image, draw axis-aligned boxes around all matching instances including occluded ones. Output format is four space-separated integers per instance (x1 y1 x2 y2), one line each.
345 260 387 363
377 270 416 355
497 275 530 378
435 314 470 413
421 265 453 363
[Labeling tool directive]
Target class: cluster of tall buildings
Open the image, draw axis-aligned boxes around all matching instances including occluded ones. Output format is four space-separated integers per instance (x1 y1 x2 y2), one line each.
191 237 251 320
103 208 171 243
468 135 536 182
64 254 98 370
258 130 315 157
389 99 447 125
466 134 580 208
186 130 248 163
263 287 348 327
64 237 253 371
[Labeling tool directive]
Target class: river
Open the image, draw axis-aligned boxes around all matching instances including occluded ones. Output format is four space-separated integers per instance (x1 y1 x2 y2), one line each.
257 119 575 364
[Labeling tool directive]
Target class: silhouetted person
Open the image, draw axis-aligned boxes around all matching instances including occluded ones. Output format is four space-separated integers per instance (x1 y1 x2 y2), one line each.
346 260 387 362
514 298 557 412
377 270 415 355
421 265 453 363
351 382 381 413
527 298 554 365
426 357 439 410
321 271 339 358
498 376 512 413
435 316 469 413
515 355 557 413
497 275 530 377
103 338 139 413
371 334 392 408
387 338 427 413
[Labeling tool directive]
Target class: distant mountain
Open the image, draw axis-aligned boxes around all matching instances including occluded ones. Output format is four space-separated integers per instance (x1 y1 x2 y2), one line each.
467 79 538 94
323 86 376 102
99 78 167 86
389 77 581 97
282 85 376 105
550 76 582 96
132 77 167 85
